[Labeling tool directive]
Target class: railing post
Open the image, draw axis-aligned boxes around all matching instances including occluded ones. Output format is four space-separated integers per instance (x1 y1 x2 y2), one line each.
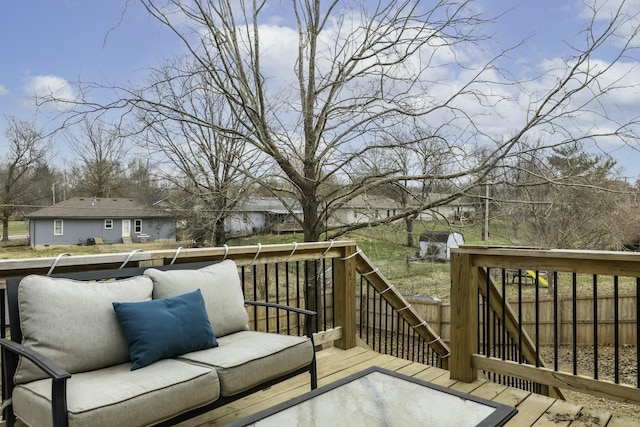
334 244 357 349
450 251 478 382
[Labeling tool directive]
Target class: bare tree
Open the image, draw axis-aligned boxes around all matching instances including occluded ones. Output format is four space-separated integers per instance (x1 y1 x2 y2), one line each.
67 119 129 197
135 62 262 245
0 116 49 241
135 0 640 242
487 142 632 249
357 128 451 247
47 0 640 242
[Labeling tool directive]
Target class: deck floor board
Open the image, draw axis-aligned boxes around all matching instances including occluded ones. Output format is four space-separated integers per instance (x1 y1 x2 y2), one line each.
173 347 640 426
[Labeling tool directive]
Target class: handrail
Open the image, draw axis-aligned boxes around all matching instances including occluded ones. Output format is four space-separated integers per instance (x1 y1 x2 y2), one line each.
354 250 450 367
0 241 356 278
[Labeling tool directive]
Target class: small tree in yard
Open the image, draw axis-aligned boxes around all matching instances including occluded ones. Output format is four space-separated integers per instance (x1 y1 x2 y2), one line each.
135 64 261 246
67 118 129 198
0 116 49 241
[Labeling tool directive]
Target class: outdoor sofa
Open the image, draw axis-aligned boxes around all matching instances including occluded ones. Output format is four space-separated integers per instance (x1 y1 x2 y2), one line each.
0 260 317 426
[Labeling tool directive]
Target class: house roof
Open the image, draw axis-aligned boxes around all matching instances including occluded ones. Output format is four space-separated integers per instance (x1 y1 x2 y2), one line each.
27 197 172 219
240 197 302 214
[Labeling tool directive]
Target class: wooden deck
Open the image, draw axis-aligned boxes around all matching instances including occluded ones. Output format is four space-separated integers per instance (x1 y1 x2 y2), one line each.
174 346 640 427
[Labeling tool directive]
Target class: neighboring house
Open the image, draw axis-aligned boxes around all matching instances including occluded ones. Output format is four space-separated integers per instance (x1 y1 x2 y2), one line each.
27 197 176 248
331 194 476 227
331 195 402 227
223 194 475 237
225 197 302 235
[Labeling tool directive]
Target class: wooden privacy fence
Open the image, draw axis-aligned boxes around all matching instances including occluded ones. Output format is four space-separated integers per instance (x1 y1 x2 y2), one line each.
358 293 639 347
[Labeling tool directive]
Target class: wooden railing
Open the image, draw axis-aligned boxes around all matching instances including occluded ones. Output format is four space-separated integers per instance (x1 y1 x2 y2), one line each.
450 246 640 406
0 242 446 368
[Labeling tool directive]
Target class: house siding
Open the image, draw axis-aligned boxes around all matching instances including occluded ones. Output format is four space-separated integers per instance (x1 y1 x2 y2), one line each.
29 218 176 247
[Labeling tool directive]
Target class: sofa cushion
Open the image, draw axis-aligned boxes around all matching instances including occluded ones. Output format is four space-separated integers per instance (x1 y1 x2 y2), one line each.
113 289 218 370
15 274 154 384
177 330 314 397
144 260 248 337
12 359 220 427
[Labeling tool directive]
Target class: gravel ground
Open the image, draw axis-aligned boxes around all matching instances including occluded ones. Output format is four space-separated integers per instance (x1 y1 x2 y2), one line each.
539 345 640 421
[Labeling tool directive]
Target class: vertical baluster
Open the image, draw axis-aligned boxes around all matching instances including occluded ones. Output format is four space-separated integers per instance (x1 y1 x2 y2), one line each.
322 258 327 331
554 271 559 371
384 299 389 357
378 287 383 353
331 258 335 329
614 275 619 384
535 269 540 367
365 276 370 345
502 269 507 362
296 262 301 336
637 278 640 388
573 273 578 376
359 274 364 337
285 262 291 335
275 263 281 333
486 268 491 358
253 264 259 330
593 274 598 380
371 284 377 352
518 271 523 364
396 312 401 358
264 264 269 332
405 321 410 360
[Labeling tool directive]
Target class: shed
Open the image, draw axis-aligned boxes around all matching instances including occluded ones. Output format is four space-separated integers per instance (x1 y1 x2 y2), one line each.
418 231 464 262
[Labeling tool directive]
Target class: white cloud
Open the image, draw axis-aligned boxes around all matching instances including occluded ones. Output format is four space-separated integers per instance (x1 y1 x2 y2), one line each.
579 0 640 49
0 83 8 96
24 75 78 110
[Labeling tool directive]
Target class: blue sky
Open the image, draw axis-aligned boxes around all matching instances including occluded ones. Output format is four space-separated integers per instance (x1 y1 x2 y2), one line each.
1 0 640 178
0 1 177 114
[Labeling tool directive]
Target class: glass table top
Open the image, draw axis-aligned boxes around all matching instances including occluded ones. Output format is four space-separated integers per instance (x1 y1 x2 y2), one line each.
228 367 517 427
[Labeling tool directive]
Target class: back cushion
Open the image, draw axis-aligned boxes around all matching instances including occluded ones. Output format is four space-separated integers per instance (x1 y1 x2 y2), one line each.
16 274 154 384
145 260 248 338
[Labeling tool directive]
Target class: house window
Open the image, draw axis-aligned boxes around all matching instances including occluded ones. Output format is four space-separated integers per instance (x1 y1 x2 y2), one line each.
54 219 63 236
104 219 113 229
134 219 142 233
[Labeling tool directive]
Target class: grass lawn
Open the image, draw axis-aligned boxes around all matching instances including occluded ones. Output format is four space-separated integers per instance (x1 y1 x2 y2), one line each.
6 219 613 301
230 219 505 300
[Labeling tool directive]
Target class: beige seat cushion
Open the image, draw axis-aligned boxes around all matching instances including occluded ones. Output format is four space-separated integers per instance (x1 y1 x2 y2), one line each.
13 359 219 427
145 260 249 337
178 330 314 397
16 274 153 384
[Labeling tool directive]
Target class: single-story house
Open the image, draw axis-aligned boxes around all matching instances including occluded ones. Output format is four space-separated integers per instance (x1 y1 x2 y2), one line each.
225 197 302 235
330 194 475 227
26 197 176 248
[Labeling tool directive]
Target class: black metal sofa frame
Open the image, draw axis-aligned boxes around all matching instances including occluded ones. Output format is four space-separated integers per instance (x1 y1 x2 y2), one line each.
0 261 318 427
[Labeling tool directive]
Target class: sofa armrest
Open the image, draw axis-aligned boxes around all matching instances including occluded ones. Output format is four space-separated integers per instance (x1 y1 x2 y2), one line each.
0 339 71 381
0 338 71 427
244 301 317 342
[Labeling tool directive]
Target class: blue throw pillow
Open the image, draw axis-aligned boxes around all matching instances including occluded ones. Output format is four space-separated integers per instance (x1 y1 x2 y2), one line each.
113 289 218 370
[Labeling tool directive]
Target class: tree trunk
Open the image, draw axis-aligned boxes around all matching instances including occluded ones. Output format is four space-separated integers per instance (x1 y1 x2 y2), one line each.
405 216 414 247
2 212 10 242
214 218 226 246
